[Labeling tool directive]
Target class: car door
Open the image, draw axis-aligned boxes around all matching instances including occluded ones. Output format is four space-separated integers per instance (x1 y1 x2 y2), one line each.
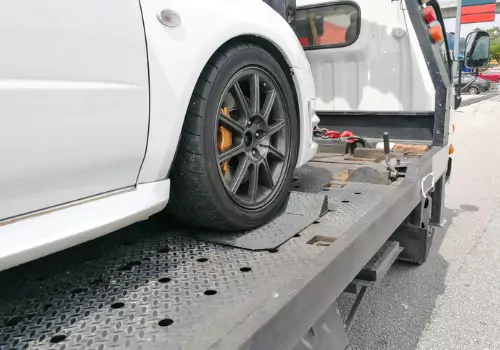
0 0 149 220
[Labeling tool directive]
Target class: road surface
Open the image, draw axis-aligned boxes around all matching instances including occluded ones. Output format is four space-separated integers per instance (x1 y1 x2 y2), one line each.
461 93 498 107
338 96 500 350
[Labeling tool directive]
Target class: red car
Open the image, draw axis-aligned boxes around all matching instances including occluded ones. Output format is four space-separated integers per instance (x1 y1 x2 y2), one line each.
479 71 500 83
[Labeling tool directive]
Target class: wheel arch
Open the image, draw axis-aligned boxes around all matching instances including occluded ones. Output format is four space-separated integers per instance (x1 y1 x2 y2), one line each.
138 37 306 185
137 0 314 184
202 36 317 169
179 34 302 174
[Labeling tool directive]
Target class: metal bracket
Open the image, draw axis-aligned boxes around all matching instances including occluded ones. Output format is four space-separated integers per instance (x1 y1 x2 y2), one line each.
351 241 402 287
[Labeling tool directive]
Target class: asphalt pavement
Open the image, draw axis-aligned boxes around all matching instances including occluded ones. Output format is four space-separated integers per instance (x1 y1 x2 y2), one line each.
338 96 500 349
460 93 499 107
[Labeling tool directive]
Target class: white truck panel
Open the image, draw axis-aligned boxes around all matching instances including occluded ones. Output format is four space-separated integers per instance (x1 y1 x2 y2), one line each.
297 0 435 112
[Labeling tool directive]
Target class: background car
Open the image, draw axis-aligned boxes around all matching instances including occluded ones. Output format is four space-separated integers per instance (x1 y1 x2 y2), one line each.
479 71 500 83
454 75 491 94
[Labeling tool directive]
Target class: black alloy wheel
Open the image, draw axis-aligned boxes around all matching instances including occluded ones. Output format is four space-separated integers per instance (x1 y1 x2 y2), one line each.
215 68 290 209
167 42 299 231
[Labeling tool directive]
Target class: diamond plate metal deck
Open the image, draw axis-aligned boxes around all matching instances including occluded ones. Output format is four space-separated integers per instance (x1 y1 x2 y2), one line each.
0 162 396 350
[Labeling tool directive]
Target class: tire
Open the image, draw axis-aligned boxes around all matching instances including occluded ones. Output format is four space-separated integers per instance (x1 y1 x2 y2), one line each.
167 42 299 231
468 86 479 95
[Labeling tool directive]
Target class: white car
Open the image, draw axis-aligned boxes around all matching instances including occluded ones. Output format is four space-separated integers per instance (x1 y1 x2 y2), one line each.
0 0 319 270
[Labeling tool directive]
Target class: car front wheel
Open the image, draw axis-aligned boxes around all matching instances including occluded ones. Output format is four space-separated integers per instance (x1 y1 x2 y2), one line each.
468 86 479 95
167 42 299 231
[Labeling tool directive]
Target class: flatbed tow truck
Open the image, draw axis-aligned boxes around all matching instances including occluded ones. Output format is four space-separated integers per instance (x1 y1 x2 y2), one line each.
0 0 491 349
0 137 444 350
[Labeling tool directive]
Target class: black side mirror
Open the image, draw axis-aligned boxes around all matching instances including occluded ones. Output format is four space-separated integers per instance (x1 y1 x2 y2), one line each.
464 31 491 69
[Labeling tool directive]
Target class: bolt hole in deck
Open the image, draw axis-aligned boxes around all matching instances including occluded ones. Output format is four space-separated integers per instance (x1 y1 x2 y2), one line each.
197 257 208 262
158 319 174 327
240 267 252 272
158 277 172 283
5 316 22 327
341 200 350 203
111 302 125 309
49 334 66 344
204 290 217 296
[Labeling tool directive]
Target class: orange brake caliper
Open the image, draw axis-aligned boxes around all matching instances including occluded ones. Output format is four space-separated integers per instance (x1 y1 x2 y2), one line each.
218 107 233 174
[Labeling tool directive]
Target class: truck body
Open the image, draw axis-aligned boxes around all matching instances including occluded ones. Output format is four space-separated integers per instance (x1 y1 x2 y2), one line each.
1 0 490 349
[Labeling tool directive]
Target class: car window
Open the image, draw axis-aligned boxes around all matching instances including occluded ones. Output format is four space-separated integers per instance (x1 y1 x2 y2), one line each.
293 3 360 49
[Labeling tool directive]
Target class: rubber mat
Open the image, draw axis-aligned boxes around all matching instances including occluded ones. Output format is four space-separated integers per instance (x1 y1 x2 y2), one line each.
179 191 329 250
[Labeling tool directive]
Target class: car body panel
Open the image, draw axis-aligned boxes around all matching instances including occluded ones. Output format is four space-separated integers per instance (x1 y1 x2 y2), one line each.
0 0 150 220
137 0 318 183
453 75 490 93
0 179 170 271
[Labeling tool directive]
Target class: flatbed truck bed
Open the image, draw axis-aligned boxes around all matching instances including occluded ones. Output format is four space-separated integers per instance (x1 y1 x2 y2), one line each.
0 140 449 350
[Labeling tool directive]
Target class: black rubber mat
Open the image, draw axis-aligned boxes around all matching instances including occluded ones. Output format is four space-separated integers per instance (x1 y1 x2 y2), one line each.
180 191 329 250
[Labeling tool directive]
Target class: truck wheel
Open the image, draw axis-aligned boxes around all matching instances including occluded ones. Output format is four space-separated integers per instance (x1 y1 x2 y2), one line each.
167 42 299 231
468 86 479 95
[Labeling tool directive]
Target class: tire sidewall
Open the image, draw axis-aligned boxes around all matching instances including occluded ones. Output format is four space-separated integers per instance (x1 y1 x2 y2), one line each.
202 46 299 227
468 86 479 95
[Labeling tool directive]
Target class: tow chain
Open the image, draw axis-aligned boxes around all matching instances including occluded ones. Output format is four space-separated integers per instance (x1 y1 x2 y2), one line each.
313 126 367 146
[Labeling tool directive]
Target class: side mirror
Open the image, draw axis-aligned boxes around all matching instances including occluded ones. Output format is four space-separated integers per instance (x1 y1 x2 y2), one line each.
464 31 491 69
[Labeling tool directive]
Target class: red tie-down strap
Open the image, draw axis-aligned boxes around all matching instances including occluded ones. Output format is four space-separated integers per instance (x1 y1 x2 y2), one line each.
313 127 366 146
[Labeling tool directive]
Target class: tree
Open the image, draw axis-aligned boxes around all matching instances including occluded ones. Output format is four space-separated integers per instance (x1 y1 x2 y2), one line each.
491 43 500 64
473 26 500 43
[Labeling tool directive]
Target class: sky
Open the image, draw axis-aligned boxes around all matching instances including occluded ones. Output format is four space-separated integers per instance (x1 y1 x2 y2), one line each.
438 0 500 36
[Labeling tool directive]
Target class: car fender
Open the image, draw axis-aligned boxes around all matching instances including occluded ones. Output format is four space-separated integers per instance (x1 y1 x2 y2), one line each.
137 0 315 183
